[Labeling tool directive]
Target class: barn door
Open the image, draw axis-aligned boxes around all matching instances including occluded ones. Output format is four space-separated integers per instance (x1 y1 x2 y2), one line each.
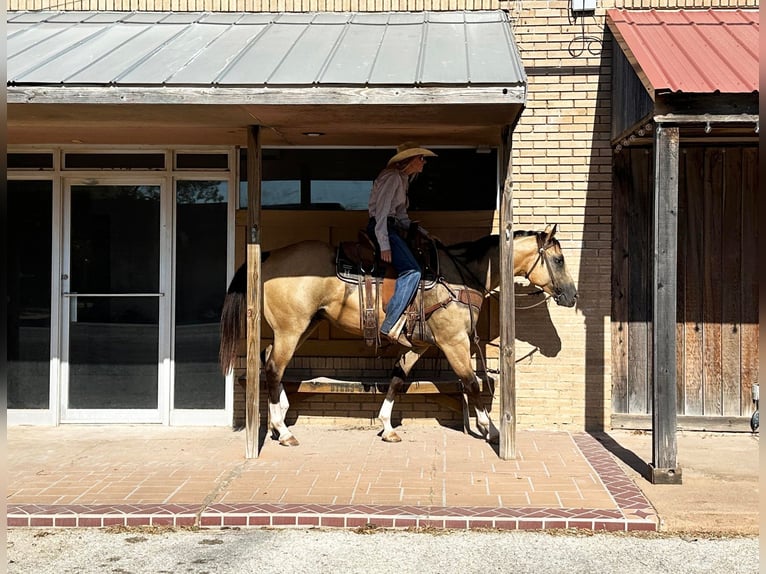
61 179 170 423
612 145 759 427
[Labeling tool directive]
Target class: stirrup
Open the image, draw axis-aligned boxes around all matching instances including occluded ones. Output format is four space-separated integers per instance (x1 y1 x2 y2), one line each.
382 315 412 348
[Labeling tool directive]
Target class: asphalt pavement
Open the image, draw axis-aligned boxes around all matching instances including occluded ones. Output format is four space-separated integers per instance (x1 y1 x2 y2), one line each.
6 527 760 574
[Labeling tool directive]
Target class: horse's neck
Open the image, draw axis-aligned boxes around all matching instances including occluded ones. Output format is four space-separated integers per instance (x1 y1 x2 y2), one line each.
438 244 495 292
438 235 538 292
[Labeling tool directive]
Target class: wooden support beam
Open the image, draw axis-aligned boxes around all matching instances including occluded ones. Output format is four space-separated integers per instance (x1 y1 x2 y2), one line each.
245 126 263 459
650 125 683 484
498 125 516 460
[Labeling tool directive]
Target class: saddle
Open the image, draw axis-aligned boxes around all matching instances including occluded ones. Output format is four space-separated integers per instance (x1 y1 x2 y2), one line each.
336 229 439 346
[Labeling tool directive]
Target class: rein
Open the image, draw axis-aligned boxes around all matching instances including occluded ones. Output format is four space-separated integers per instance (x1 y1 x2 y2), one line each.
439 233 556 311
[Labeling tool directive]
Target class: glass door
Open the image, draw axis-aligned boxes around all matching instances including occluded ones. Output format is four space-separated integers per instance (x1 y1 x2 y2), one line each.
61 180 170 422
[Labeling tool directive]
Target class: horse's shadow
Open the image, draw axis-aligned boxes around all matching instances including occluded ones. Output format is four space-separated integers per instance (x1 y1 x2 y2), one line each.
484 283 563 360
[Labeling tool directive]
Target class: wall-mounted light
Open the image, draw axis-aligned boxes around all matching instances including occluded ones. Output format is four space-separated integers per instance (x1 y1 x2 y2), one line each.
302 132 325 137
571 0 596 13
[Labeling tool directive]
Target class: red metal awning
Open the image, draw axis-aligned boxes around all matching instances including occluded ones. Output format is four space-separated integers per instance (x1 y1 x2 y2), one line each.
607 9 759 96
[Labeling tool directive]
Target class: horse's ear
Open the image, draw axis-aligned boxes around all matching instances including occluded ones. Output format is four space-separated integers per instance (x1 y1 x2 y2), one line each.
543 224 557 243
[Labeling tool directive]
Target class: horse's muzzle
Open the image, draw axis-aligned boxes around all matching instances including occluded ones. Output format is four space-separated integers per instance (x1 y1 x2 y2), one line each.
553 289 577 308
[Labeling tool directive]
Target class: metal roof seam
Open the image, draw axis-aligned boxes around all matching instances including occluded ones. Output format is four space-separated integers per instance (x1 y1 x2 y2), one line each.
163 22 234 85
366 14 391 86
11 22 112 83
111 24 192 85
415 14 428 86
462 15 472 85
264 15 317 86
314 19 354 85
60 22 150 85
212 20 275 86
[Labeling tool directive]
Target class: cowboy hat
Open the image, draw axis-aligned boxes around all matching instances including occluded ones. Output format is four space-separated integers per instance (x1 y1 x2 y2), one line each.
387 142 437 166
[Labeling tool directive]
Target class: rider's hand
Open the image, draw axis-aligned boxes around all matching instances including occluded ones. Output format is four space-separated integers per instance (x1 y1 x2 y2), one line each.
381 250 392 263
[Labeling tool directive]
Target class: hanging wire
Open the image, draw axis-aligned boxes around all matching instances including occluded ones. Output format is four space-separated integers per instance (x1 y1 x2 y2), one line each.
567 3 603 58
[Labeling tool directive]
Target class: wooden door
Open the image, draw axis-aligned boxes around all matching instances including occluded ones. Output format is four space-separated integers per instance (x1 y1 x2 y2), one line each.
612 144 759 429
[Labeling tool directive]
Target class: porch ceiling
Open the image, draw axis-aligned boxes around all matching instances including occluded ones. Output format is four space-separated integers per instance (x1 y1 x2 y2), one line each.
8 102 523 147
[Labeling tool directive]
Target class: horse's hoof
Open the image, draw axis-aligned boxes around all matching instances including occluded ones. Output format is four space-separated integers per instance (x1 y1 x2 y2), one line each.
279 436 300 447
487 434 499 445
382 432 401 443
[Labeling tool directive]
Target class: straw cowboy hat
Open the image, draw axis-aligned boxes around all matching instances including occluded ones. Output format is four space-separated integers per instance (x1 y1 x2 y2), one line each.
387 142 437 166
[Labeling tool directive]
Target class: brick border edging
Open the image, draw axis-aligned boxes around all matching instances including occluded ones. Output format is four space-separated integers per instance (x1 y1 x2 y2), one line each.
7 504 656 532
7 433 658 532
570 433 658 525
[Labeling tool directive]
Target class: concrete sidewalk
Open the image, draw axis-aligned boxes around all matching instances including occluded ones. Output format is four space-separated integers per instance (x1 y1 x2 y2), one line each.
597 429 759 535
6 423 759 535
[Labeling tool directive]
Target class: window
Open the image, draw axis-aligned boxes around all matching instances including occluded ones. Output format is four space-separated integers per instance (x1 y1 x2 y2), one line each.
8 153 54 169
64 153 165 170
238 148 498 211
7 180 53 409
174 180 228 409
175 153 229 170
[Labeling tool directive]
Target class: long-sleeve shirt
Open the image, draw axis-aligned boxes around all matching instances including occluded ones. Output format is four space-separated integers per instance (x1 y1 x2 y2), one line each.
367 168 412 252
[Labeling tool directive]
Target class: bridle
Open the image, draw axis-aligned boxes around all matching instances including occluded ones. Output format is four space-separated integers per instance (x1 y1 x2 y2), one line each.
522 232 562 304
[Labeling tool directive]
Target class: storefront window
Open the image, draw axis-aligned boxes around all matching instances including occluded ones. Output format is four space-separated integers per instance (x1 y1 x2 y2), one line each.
7 180 53 409
174 180 228 409
238 148 498 211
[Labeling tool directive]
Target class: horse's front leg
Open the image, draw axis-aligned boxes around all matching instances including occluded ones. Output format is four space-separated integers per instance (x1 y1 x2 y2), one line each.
438 335 498 443
463 375 499 444
379 347 428 442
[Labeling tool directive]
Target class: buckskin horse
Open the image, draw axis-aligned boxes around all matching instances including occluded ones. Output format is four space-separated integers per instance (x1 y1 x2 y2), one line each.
219 225 577 446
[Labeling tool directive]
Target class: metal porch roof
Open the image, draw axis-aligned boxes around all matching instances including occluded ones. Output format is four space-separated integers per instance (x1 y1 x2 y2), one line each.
606 9 759 95
7 10 526 89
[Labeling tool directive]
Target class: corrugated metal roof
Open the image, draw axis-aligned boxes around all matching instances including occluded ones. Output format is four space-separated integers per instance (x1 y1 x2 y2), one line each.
7 11 526 88
607 9 759 95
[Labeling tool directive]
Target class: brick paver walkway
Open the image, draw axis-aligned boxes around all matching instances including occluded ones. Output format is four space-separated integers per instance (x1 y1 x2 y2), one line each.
7 424 657 531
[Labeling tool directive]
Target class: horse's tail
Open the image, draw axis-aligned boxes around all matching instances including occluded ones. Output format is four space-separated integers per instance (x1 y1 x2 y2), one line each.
219 263 248 375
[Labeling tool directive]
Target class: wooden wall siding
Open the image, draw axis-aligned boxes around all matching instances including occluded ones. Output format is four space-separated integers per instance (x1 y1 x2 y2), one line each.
610 37 653 143
612 144 759 420
8 0 760 12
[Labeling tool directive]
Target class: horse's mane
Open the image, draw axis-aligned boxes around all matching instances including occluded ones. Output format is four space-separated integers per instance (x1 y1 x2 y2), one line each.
443 235 498 263
443 230 542 264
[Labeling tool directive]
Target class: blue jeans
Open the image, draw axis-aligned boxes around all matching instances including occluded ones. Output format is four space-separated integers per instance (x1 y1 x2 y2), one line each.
367 219 422 333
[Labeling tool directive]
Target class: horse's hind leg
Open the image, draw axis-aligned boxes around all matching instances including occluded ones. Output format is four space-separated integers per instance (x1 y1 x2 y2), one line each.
265 328 312 447
438 334 498 443
379 347 428 443
270 317 323 428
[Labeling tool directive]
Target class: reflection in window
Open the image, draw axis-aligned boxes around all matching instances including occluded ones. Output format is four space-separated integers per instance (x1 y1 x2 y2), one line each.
311 180 371 210
174 180 227 409
7 181 53 409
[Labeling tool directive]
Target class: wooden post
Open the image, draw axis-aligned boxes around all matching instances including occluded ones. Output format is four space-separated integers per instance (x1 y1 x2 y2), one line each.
245 126 263 459
649 124 682 484
498 126 516 460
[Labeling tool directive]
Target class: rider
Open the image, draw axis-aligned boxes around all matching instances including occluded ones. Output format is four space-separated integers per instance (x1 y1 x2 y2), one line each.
367 142 437 347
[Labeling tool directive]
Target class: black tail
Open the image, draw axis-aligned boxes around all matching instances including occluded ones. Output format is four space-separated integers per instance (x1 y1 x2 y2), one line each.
218 264 247 375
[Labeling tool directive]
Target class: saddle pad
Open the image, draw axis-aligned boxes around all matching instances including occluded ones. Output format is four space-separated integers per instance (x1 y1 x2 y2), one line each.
335 243 438 288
